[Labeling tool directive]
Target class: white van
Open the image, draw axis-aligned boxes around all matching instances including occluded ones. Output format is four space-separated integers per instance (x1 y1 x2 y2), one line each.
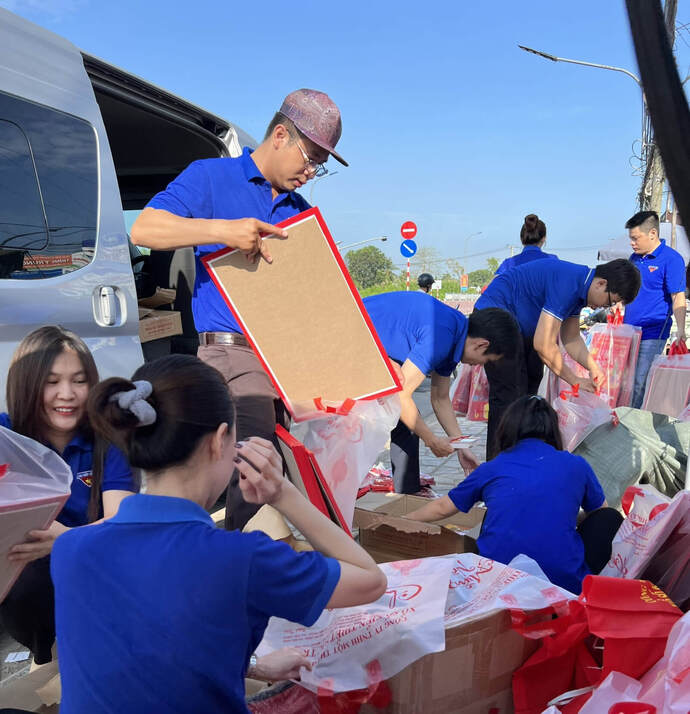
0 8 256 407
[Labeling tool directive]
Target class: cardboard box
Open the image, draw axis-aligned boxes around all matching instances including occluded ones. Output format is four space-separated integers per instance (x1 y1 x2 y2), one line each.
138 308 182 343
0 660 60 712
360 609 538 714
353 494 485 563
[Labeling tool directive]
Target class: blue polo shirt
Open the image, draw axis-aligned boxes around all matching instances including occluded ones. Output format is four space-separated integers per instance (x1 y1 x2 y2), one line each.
51 494 340 714
495 245 557 276
476 259 593 337
363 291 468 376
448 438 605 594
147 148 311 333
623 240 685 340
0 413 134 527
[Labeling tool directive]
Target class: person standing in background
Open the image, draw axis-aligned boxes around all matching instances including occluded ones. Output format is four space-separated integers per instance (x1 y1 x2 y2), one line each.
417 273 434 293
623 210 686 408
495 214 557 276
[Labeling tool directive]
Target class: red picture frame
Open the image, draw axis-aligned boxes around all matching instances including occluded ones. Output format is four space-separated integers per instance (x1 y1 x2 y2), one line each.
276 424 351 535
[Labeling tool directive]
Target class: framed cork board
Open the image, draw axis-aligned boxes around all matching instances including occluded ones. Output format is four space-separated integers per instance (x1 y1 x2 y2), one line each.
203 208 401 419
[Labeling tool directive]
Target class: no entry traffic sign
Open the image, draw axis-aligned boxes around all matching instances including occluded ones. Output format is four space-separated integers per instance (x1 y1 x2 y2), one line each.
400 221 417 240
400 239 417 258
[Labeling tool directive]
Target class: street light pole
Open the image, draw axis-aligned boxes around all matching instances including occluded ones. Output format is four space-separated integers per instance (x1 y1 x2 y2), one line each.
337 236 388 251
309 171 339 203
517 43 661 211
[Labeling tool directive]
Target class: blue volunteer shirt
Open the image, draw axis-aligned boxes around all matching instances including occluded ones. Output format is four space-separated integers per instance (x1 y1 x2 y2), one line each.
146 148 311 333
363 291 469 376
51 494 340 714
476 259 593 337
495 245 557 276
448 438 605 594
0 413 134 527
623 240 686 340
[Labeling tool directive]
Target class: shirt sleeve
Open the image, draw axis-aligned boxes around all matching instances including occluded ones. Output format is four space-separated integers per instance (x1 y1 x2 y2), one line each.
664 252 686 295
246 533 341 627
146 160 214 218
576 456 606 511
407 325 455 376
447 463 490 512
495 258 510 276
102 445 137 493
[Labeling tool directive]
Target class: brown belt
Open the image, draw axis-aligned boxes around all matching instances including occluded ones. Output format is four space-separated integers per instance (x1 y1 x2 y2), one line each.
199 332 248 346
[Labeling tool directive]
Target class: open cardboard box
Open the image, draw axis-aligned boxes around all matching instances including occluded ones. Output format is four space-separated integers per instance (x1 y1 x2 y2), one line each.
360 609 538 714
353 494 485 563
138 307 183 343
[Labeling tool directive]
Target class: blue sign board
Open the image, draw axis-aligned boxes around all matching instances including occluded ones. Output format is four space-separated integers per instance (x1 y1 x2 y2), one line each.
400 239 418 258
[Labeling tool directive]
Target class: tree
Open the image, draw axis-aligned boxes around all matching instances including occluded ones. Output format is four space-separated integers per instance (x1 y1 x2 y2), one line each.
468 268 493 288
409 246 441 274
446 259 465 284
345 245 395 290
487 257 499 274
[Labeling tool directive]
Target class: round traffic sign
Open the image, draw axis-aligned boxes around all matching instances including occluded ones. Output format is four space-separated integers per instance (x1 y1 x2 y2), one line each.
400 221 417 240
400 239 418 258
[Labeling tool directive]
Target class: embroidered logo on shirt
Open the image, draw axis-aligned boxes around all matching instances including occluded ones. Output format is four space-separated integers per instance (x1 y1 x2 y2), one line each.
648 266 659 272
77 470 93 487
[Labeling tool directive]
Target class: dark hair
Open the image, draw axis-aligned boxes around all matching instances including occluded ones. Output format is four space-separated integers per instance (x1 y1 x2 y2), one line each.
519 214 546 245
88 355 235 473
496 395 563 452
7 326 106 522
467 308 521 357
593 258 641 304
417 273 434 289
625 210 659 233
264 111 298 140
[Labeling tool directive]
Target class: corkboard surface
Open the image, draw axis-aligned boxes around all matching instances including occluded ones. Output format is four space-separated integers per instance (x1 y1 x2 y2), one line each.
204 209 400 412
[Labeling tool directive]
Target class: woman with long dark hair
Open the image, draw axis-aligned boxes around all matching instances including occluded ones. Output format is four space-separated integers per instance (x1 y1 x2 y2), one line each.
0 326 136 663
51 354 386 713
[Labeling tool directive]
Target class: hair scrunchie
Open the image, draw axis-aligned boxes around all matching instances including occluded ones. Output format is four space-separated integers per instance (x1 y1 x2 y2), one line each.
109 380 157 427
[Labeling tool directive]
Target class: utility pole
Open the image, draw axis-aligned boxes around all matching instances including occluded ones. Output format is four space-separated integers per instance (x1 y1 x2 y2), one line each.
640 0 678 214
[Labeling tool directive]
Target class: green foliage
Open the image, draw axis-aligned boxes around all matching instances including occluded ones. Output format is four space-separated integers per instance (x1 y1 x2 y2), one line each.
345 246 395 290
468 268 493 287
487 257 499 274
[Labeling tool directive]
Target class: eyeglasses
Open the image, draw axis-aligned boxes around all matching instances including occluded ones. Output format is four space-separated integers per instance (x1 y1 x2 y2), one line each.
294 136 328 178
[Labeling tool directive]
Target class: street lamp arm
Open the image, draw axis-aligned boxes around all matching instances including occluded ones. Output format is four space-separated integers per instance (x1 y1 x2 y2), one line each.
518 45 642 87
337 236 388 251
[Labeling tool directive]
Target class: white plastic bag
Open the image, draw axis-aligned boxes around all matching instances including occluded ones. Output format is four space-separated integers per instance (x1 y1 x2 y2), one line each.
256 555 453 694
291 394 400 527
552 387 617 451
0 426 72 602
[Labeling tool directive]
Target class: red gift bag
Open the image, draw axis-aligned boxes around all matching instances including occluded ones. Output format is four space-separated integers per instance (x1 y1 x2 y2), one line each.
467 365 489 422
450 364 473 415
512 576 682 714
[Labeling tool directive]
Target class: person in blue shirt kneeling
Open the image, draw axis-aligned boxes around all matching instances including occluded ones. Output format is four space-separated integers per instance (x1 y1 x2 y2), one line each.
0 326 137 665
51 354 387 714
495 213 557 276
405 395 623 594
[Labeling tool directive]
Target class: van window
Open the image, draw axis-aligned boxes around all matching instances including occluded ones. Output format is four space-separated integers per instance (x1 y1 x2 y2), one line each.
0 91 98 279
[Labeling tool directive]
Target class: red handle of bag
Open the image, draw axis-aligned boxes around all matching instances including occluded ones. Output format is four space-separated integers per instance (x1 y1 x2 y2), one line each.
669 340 689 355
607 307 624 325
313 397 356 415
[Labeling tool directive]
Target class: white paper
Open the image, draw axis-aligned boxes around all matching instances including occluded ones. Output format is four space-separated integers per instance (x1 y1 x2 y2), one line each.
5 650 30 662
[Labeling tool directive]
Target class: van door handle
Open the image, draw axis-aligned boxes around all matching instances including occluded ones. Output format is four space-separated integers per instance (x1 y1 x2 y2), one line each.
97 286 117 326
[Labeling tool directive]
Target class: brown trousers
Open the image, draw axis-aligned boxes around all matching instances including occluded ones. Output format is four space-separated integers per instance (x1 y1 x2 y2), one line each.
198 343 288 530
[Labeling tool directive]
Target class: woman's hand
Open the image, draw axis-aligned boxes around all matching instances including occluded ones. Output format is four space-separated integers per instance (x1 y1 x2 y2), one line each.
249 647 313 682
457 448 479 475
426 435 454 458
7 521 69 563
236 437 290 505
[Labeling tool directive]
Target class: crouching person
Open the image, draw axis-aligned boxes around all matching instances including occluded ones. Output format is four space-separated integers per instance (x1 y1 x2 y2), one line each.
405 395 623 594
51 355 387 714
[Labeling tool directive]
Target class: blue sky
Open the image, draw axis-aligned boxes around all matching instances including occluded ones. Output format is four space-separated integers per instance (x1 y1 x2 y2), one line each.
3 0 689 276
